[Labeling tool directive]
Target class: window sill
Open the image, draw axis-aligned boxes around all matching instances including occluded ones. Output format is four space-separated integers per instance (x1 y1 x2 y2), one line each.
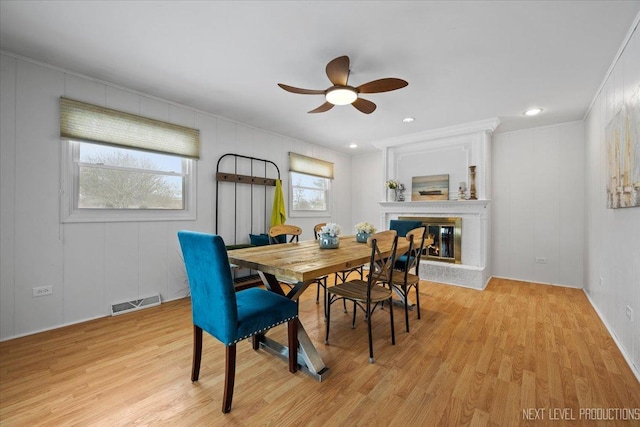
62 209 196 223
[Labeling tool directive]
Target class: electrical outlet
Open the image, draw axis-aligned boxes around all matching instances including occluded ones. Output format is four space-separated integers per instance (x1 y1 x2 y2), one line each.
625 305 634 322
535 256 547 264
32 285 53 297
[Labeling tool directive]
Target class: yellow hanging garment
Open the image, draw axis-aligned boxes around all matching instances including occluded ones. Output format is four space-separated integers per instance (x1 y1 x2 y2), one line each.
270 179 287 226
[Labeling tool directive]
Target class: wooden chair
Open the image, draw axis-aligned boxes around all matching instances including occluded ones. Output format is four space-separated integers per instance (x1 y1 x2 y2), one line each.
268 224 302 244
308 223 331 315
314 223 360 317
315 222 365 285
387 226 428 332
325 230 399 363
177 231 298 413
268 224 328 303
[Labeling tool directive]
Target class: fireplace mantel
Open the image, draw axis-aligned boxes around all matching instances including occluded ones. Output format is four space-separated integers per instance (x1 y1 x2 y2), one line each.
379 199 490 213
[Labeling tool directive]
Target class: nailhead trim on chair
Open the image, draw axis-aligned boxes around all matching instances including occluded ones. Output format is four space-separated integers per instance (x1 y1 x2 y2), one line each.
228 315 299 345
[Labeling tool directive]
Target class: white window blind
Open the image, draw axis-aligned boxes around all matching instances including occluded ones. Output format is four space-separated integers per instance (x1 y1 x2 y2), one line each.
60 97 200 159
288 152 334 179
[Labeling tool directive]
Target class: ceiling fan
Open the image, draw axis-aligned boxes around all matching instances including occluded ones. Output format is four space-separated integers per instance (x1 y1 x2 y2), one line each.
278 55 408 114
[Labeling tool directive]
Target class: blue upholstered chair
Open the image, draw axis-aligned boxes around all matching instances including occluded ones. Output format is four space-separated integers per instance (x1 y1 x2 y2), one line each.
177 231 298 414
389 219 423 237
389 219 424 270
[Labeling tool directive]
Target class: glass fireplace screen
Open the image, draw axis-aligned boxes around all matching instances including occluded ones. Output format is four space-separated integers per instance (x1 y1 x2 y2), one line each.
398 217 462 264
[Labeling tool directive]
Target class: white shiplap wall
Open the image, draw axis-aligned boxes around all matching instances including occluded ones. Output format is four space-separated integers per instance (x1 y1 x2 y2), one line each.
0 54 352 340
584 23 640 376
491 122 585 288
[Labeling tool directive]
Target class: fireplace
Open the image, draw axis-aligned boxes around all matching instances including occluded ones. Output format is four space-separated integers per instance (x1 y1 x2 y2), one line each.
375 117 497 289
399 216 461 264
379 199 490 289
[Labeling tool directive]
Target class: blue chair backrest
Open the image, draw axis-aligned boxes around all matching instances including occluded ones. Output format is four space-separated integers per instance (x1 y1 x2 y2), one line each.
389 220 424 237
178 231 238 344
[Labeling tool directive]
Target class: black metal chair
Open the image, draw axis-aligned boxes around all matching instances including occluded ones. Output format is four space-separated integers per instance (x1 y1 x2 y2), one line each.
325 230 399 363
387 226 428 332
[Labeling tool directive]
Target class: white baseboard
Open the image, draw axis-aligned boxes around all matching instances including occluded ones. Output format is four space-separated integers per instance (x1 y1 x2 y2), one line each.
0 295 188 342
583 289 640 383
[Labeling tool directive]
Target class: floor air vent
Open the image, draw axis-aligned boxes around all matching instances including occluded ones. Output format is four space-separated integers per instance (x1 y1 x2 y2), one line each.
111 294 161 316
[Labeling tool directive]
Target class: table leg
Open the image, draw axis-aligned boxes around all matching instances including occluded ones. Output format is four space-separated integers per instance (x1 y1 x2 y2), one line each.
256 271 330 381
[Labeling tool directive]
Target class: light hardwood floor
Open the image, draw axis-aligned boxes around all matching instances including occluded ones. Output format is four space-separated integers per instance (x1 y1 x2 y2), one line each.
1 278 639 426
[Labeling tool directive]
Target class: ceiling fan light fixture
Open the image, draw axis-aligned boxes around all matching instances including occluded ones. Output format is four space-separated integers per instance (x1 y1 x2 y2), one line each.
325 87 358 105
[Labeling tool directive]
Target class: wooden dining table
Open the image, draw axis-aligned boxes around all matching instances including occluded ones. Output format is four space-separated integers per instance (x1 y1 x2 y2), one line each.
227 234 408 381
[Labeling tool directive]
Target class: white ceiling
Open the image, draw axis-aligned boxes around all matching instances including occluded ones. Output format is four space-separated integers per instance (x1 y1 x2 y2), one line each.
1 1 639 154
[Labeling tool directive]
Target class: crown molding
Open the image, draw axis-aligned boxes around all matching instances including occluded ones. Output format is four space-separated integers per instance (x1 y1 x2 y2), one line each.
372 117 500 149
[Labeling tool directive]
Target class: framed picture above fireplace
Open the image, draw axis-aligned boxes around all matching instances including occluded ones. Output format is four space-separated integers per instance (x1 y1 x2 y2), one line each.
411 174 449 201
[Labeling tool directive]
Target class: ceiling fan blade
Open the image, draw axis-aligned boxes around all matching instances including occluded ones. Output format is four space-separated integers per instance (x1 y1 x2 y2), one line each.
352 98 376 114
308 102 334 114
325 56 350 86
356 78 408 94
278 83 325 95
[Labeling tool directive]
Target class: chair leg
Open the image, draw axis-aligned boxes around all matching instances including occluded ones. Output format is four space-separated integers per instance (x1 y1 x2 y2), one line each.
192 325 203 382
415 283 421 320
404 284 410 333
351 301 357 328
325 295 331 344
389 296 396 345
323 278 328 320
288 320 298 373
222 344 236 414
367 300 374 363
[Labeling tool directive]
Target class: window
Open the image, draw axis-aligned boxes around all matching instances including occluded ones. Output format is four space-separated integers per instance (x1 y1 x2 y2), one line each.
62 141 196 222
290 171 330 215
288 152 333 217
59 97 199 222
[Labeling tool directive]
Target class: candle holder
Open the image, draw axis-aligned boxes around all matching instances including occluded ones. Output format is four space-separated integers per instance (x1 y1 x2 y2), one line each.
458 181 467 200
469 166 477 200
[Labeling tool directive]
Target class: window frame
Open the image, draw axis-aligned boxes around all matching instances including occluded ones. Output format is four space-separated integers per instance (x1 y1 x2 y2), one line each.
60 139 197 223
288 171 332 218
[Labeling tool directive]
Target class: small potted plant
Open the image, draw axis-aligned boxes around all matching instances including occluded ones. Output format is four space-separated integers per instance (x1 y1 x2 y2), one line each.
319 223 341 249
354 222 376 243
386 179 400 201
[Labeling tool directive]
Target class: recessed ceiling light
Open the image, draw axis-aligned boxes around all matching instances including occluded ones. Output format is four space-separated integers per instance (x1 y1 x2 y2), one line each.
524 108 542 116
402 117 415 123
348 143 358 149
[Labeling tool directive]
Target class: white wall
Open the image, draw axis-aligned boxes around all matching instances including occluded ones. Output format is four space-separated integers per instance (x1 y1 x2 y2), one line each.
491 122 585 288
584 23 640 375
350 151 384 232
0 54 352 340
